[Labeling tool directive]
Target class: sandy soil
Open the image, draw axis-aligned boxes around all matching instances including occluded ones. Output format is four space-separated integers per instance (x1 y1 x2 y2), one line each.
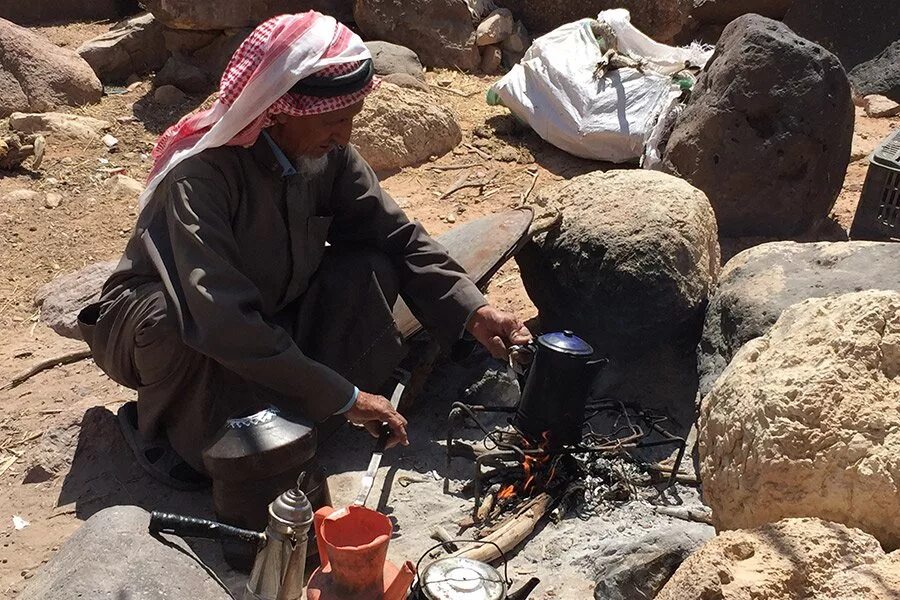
1 20 898 599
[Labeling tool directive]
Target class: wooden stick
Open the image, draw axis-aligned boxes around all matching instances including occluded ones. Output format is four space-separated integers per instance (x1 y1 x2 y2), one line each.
520 170 540 205
654 506 713 525
454 493 553 564
428 161 483 171
464 143 492 160
2 348 92 391
429 84 479 98
439 171 498 201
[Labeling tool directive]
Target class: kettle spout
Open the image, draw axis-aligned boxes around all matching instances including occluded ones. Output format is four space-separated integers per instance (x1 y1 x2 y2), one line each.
586 357 607 377
384 561 416 600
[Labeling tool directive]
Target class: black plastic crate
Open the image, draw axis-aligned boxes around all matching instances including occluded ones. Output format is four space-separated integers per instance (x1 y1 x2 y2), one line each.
850 129 900 241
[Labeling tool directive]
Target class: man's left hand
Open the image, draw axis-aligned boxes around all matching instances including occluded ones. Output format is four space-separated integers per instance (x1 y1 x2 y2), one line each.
466 305 532 360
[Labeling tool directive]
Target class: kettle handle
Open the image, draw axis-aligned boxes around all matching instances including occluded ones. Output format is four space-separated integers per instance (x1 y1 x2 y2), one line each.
313 506 336 568
148 511 265 545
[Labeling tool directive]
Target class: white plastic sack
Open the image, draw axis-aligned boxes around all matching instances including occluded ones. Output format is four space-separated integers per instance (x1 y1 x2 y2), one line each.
488 10 712 163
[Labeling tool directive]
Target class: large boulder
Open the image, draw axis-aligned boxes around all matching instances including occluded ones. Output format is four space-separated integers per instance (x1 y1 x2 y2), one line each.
34 261 118 341
656 518 888 600
700 291 900 549
662 15 854 238
698 241 900 398
77 13 168 84
354 0 481 70
784 0 897 72
691 0 792 24
849 40 900 103
493 0 692 42
516 170 720 355
0 18 103 118
365 41 424 81
352 82 462 171
517 170 719 423
0 0 139 25
19 506 232 600
142 0 352 29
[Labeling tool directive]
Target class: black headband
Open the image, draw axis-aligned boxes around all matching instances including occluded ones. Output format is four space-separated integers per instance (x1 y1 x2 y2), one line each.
291 59 374 98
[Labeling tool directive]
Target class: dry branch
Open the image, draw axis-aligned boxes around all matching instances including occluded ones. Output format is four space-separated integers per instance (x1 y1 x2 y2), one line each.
2 348 93 391
428 161 483 171
454 493 554 564
653 506 713 525
429 84 480 98
464 143 492 160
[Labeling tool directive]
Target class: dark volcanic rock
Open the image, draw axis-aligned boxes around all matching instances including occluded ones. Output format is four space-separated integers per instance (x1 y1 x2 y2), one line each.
141 0 352 29
354 0 481 70
691 0 792 24
365 41 425 80
494 0 692 42
698 241 900 398
662 15 854 238
783 0 898 71
849 41 900 102
0 0 139 25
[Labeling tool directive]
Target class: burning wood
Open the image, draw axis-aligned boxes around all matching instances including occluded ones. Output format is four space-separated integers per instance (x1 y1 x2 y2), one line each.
452 493 555 564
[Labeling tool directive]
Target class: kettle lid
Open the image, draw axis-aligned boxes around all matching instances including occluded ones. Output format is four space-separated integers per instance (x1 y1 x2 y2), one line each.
537 331 593 356
269 474 314 527
420 557 506 600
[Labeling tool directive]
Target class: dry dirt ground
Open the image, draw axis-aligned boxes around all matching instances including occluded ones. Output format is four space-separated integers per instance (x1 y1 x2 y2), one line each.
1 21 898 598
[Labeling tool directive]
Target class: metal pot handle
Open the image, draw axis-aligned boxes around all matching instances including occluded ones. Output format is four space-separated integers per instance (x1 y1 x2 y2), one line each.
508 342 536 376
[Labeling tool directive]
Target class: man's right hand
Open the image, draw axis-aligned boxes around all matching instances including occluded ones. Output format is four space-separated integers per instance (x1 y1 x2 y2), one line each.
343 391 409 449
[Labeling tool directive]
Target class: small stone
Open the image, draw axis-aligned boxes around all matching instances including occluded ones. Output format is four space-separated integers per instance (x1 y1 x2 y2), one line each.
4 189 41 202
863 94 900 118
43 193 61 209
479 45 503 74
45 177 58 185
446 213 457 223
153 84 188 106
105 174 144 198
476 8 514 46
102 134 118 149
496 146 519 162
501 20 531 54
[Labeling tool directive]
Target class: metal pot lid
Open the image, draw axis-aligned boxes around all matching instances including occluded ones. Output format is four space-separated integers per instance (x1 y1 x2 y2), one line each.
269 475 313 527
537 330 594 356
420 557 507 600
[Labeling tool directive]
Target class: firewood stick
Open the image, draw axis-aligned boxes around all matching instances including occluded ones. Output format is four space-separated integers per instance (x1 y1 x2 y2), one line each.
2 348 92 391
653 506 713 525
454 493 553 564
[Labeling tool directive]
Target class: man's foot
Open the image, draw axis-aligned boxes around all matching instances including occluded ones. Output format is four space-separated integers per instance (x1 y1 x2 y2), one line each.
117 402 210 491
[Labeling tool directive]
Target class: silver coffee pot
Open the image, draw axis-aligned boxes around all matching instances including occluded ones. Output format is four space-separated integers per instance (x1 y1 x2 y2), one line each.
244 474 315 600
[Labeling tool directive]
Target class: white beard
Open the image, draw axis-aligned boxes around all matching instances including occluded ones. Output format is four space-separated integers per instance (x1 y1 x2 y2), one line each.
296 154 329 178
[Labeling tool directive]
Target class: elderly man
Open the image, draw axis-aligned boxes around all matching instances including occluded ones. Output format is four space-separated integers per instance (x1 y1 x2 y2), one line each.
78 13 530 487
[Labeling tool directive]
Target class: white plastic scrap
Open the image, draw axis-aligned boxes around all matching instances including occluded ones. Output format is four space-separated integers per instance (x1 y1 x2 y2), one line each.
12 515 29 530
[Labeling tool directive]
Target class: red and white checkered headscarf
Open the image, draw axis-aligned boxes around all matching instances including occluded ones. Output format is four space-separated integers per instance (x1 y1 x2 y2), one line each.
139 12 375 212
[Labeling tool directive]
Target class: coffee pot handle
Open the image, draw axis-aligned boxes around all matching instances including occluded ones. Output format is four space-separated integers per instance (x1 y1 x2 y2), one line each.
313 506 336 569
149 511 265 545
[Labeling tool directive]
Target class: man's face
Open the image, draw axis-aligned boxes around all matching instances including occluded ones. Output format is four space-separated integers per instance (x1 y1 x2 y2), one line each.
269 100 365 159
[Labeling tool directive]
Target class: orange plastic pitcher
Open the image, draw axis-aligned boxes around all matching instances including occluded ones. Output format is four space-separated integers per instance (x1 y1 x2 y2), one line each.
305 505 415 600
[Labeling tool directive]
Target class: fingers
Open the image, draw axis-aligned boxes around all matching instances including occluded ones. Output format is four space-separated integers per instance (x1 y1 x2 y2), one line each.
487 335 509 360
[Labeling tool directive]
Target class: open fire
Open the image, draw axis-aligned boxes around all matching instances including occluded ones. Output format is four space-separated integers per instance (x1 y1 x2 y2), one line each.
444 398 688 555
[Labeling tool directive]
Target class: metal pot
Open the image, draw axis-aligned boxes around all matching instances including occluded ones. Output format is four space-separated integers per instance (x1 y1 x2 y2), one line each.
414 557 507 600
511 331 606 446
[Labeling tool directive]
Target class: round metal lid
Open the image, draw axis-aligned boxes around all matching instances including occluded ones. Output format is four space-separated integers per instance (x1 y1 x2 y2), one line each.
420 557 506 600
537 330 594 356
269 474 313 528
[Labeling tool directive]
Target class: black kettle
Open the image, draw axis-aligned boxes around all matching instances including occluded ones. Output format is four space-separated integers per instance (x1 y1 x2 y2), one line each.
510 331 606 447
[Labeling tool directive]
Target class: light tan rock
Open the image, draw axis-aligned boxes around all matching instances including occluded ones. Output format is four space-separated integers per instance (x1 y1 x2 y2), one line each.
3 189 42 202
479 45 503 74
851 131 879 161
9 112 111 140
863 94 900 118
656 518 886 600
105 174 144 199
820 551 900 600
476 8 514 46
352 82 461 171
700 290 900 549
0 17 102 117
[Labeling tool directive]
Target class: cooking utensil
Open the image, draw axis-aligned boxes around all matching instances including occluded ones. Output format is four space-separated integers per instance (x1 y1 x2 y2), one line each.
510 331 606 446
353 378 405 507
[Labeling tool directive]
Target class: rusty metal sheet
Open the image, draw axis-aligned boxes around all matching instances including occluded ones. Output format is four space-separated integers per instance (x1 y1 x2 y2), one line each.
393 208 534 340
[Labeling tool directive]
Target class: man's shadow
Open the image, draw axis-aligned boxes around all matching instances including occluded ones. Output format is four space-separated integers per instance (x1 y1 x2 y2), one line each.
57 406 244 593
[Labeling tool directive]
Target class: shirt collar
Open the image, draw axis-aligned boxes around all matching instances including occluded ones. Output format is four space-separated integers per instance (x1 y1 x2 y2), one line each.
261 130 297 178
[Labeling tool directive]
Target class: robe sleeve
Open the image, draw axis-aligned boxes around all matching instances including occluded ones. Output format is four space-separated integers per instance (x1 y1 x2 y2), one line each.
328 146 488 348
159 173 356 422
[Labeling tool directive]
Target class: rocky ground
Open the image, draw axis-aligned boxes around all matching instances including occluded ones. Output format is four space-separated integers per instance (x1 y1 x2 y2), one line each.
0 19 898 600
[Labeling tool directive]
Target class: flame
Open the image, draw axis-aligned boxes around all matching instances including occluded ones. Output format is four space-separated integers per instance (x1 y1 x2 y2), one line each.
498 484 516 499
